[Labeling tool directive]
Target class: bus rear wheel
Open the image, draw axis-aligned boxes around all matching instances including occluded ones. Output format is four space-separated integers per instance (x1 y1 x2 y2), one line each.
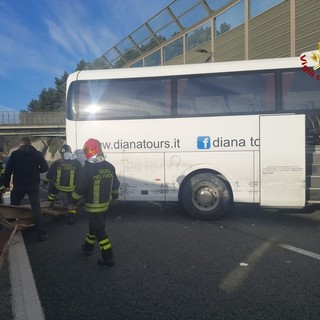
182 173 232 220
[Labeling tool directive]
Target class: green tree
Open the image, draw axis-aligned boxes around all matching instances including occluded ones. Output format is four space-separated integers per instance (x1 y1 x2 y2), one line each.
26 59 90 112
75 59 91 71
27 88 59 112
54 71 69 111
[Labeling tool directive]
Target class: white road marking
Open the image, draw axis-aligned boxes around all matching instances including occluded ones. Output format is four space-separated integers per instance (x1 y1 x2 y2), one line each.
278 243 320 261
9 232 45 320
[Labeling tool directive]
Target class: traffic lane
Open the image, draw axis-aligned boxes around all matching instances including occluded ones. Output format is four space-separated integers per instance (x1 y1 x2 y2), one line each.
23 203 320 320
220 204 320 255
0 260 13 320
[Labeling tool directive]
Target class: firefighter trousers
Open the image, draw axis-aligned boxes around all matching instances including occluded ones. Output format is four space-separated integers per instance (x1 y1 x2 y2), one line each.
83 213 113 261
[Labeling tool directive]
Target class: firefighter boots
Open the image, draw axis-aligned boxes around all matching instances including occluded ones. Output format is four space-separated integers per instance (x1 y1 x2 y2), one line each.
97 246 114 266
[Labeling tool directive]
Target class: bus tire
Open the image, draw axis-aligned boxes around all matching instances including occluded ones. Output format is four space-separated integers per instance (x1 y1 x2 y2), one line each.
182 173 232 220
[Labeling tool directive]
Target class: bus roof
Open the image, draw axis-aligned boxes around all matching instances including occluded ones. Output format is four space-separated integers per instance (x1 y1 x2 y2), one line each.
67 55 310 84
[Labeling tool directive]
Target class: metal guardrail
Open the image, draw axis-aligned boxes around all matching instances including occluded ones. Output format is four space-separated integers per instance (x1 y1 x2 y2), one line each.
0 112 65 126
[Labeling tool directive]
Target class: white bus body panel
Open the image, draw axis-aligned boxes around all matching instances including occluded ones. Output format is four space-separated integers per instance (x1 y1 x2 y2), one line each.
164 151 258 202
259 114 305 207
67 115 260 203
67 114 306 207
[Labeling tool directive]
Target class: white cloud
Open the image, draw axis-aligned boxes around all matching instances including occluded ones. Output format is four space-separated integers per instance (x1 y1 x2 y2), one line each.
43 1 118 61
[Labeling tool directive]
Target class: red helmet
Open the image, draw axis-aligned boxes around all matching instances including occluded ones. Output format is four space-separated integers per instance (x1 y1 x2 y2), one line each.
82 138 103 160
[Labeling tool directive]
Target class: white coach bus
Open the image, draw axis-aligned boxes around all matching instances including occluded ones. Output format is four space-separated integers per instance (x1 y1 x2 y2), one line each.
66 53 320 220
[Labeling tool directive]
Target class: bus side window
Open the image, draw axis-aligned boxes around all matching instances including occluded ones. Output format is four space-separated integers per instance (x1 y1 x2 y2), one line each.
282 70 320 111
227 94 262 113
177 99 195 115
193 96 227 114
177 78 195 115
282 91 319 110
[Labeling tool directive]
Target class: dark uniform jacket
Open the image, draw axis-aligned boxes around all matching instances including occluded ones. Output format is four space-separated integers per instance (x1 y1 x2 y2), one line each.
45 158 82 192
1 144 48 188
71 160 120 213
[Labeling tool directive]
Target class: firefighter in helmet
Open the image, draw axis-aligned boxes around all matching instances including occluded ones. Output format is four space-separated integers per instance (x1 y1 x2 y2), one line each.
44 144 82 223
69 138 120 266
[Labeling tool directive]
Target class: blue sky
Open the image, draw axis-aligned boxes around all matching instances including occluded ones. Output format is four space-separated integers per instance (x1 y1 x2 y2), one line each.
0 0 170 112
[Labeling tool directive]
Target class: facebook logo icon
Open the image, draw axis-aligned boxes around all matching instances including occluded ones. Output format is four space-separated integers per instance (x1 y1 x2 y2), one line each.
197 136 211 149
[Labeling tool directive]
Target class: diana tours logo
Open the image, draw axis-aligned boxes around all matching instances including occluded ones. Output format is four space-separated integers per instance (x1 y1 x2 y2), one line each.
300 42 320 80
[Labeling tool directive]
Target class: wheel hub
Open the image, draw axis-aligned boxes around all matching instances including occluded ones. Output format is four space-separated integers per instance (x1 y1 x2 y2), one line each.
194 186 218 209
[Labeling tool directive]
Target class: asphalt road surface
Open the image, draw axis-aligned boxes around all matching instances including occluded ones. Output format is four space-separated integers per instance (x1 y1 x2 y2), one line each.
3 202 320 320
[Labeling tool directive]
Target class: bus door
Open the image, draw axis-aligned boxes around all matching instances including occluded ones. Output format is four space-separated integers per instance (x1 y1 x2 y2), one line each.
260 114 305 207
122 153 165 201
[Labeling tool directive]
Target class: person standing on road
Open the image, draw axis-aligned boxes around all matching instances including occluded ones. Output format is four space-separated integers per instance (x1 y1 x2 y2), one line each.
43 144 82 224
68 138 120 266
0 154 5 205
0 137 49 241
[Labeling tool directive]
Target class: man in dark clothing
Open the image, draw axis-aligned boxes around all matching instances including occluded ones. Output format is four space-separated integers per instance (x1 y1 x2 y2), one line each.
0 137 49 241
69 138 120 266
0 154 5 204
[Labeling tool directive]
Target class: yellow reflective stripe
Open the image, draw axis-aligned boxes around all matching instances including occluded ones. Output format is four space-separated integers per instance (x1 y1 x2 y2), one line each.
70 170 75 188
85 202 109 213
55 185 74 192
86 202 109 208
48 194 58 201
72 191 82 200
86 233 96 244
109 177 114 199
99 239 111 251
54 168 76 191
56 169 62 186
85 207 109 213
93 180 100 204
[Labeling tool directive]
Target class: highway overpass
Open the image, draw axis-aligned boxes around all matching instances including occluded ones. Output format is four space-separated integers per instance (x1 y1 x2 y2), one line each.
0 111 65 137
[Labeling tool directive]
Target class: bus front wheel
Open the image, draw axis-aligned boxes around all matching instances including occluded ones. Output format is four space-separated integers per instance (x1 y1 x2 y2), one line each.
182 173 232 220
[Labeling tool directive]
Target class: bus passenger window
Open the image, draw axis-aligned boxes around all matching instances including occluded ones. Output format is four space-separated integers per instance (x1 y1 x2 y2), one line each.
176 72 276 115
228 94 262 113
282 71 320 111
194 96 227 114
225 73 275 112
177 79 195 115
74 77 172 119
